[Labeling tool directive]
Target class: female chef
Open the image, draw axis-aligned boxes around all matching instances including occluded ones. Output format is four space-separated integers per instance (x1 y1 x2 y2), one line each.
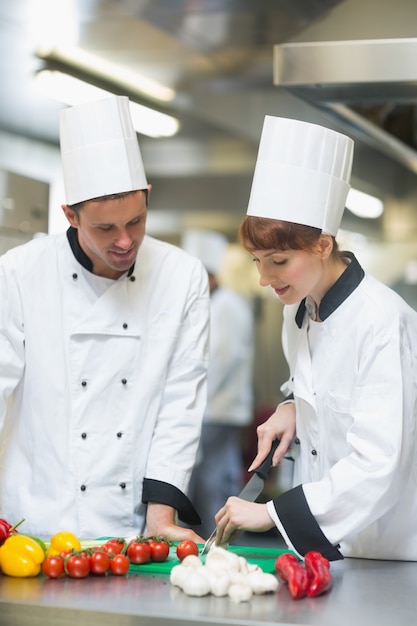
213 116 417 561
0 96 210 542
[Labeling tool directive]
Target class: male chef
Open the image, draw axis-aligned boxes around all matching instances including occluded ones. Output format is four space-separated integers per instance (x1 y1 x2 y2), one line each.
0 95 209 541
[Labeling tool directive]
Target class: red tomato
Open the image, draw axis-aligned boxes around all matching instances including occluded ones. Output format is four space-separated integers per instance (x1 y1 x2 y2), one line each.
176 540 199 561
109 554 130 576
127 541 151 565
59 550 73 558
89 551 111 575
104 539 125 554
149 539 170 562
42 555 65 579
65 555 91 579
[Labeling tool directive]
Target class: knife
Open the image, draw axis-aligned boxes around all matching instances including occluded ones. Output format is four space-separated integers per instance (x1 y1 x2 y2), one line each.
201 438 279 555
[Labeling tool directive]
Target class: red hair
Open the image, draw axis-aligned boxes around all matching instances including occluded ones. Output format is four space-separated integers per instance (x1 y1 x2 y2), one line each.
238 216 339 256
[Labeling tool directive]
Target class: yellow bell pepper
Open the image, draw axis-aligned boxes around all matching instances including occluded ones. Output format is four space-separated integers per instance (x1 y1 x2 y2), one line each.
0 534 45 577
46 530 81 557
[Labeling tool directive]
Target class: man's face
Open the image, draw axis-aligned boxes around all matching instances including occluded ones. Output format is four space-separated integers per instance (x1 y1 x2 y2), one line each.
62 189 148 279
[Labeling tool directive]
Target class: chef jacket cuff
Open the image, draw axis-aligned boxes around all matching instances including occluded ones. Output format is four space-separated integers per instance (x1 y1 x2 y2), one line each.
142 478 202 525
277 393 295 408
271 484 344 561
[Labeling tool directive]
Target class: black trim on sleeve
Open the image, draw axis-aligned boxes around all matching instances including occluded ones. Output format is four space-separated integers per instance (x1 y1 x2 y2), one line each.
142 478 202 525
273 484 344 561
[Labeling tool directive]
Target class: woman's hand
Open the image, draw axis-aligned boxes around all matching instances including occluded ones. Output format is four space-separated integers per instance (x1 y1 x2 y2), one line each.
248 401 296 471
214 497 275 546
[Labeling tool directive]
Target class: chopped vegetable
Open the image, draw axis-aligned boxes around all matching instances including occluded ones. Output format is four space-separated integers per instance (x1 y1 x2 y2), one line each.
170 546 279 603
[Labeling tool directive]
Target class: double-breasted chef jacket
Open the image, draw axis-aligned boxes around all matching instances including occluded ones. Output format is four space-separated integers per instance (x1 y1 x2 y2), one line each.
266 253 417 561
0 228 210 539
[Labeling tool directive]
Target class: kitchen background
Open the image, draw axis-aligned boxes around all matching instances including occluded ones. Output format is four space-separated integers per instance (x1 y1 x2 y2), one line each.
2 0 417 419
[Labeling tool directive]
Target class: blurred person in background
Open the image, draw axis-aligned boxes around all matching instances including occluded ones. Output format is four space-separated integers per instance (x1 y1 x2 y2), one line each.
182 230 255 538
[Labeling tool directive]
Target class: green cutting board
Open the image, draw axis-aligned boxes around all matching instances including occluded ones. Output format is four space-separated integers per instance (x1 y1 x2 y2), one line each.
128 544 291 575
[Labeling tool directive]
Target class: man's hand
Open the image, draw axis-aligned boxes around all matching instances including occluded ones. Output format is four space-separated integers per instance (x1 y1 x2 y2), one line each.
146 502 204 543
248 402 296 472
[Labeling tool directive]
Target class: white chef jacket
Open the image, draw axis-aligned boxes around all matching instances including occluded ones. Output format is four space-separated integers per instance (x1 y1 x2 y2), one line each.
267 253 417 561
0 230 209 539
205 287 254 427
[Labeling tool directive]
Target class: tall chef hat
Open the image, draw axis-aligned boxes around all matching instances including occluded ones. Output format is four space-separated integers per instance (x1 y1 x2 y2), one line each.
60 95 148 205
182 229 228 275
246 116 354 236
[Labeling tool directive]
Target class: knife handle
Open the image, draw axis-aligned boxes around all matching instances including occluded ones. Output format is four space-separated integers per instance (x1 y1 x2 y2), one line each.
254 439 280 481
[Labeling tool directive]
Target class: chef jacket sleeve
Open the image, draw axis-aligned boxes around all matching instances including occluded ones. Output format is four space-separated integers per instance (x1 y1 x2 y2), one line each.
142 260 210 522
0 256 26 430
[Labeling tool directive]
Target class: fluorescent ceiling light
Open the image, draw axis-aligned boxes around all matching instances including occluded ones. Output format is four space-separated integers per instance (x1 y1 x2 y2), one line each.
34 70 180 138
37 46 176 103
346 188 384 219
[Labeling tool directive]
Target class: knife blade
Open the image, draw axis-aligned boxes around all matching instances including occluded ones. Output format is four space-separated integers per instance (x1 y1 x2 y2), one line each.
201 438 279 554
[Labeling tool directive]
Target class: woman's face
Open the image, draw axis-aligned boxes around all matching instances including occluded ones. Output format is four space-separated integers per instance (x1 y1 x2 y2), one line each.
249 246 327 305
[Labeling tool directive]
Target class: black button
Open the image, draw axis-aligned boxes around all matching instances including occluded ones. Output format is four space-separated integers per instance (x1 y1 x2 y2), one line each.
121 378 127 385
294 437 300 445
81 432 87 439
129 276 136 282
72 273 78 280
116 432 123 438
81 380 87 387
119 482 126 489
311 449 317 456
123 323 128 329
80 484 86 491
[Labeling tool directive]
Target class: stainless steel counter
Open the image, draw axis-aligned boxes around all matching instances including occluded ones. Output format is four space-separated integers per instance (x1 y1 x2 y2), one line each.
1 557 416 626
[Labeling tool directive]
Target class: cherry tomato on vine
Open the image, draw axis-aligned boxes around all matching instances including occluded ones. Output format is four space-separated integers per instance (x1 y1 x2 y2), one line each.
65 554 91 579
148 539 170 562
42 555 65 579
89 550 111 575
127 541 151 565
103 539 125 554
59 550 73 559
176 540 199 561
109 554 130 575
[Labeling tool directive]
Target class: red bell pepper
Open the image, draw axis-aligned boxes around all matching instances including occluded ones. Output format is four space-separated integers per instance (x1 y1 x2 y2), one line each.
0 518 25 546
304 550 332 597
275 553 311 599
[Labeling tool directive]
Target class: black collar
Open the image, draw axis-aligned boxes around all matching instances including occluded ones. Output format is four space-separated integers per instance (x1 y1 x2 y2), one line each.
295 252 365 328
66 227 135 277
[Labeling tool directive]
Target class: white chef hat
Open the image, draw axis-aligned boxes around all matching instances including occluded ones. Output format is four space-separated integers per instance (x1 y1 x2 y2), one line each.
60 95 148 205
246 116 354 236
182 229 228 275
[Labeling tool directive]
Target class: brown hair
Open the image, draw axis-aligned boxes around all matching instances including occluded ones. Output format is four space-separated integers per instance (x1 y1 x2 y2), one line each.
238 216 339 256
69 189 148 216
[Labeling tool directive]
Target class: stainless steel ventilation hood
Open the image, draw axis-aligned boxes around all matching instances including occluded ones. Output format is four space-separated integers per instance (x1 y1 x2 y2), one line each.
273 38 417 174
